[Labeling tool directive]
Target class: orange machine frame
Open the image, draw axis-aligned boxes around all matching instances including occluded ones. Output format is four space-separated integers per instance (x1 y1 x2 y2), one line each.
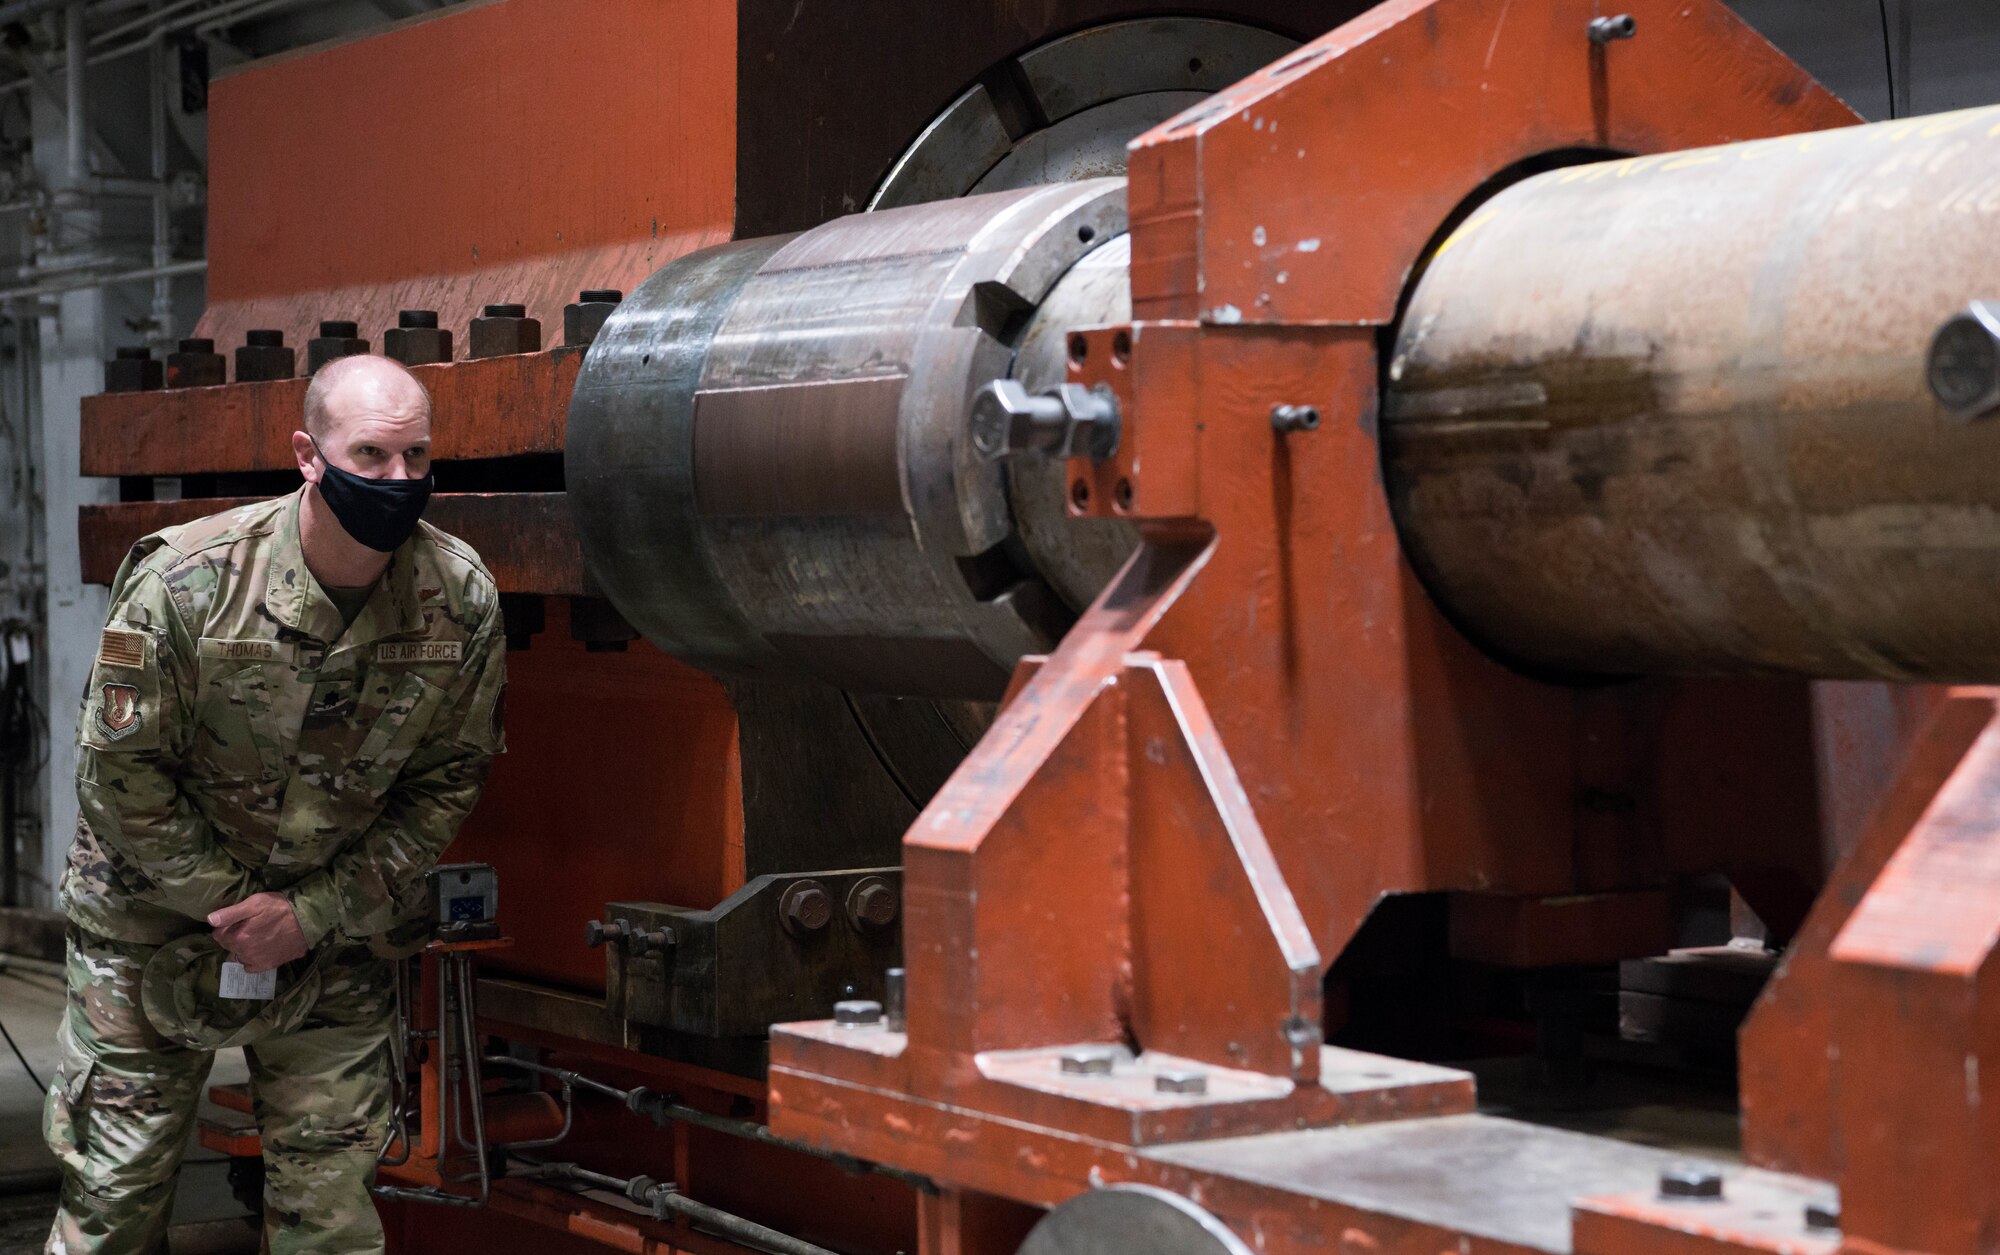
81 1 2000 1254
766 4 2000 1255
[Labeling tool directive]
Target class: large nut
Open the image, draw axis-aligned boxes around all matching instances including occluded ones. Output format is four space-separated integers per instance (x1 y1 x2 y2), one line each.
469 302 542 359
103 346 162 393
165 338 226 389
1928 302 2000 420
564 288 624 348
779 880 834 936
235 330 295 382
306 320 369 375
383 309 454 366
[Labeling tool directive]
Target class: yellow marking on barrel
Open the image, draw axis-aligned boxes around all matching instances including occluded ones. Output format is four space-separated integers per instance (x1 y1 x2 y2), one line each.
1661 152 1723 172
1433 211 1498 259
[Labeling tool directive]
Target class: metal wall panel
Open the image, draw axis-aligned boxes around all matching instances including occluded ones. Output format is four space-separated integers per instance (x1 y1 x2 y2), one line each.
1728 0 2000 120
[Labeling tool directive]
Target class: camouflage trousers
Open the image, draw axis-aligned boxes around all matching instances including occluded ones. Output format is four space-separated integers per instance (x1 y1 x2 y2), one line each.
44 926 396 1255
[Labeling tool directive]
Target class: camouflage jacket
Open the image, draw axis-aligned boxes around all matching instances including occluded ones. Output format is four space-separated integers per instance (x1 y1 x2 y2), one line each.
61 489 507 948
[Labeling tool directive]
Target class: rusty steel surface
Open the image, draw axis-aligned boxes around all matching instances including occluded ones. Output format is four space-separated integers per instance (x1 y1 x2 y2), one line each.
199 0 732 361
77 494 584 594
80 349 579 476
567 181 1131 699
1387 108 2000 683
1122 0 1857 325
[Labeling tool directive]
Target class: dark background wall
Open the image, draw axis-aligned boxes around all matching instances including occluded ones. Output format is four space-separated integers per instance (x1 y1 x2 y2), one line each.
735 0 2000 238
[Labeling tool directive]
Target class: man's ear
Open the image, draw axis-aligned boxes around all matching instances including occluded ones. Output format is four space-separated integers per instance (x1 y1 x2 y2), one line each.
291 430 321 483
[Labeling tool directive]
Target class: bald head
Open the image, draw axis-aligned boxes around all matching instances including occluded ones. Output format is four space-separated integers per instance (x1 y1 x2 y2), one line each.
293 354 434 484
303 354 430 442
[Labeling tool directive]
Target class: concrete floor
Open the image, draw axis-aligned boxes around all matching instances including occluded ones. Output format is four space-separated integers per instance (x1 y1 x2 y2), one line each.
0 957 257 1255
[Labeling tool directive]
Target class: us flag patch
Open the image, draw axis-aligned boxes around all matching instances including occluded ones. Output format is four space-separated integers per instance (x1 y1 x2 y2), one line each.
96 628 146 669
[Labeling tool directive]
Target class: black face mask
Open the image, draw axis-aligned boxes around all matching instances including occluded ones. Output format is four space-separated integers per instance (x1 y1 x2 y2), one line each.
310 438 433 553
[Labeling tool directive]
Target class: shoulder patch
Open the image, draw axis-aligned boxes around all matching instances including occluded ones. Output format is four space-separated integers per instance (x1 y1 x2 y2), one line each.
378 641 462 664
95 683 144 741
97 628 147 670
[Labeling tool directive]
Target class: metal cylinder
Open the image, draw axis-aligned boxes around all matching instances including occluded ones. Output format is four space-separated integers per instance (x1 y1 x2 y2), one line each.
568 180 1133 698
1384 106 2000 682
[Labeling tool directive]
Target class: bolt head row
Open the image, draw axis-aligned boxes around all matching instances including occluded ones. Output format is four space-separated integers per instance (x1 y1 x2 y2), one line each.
1054 1047 1211 1094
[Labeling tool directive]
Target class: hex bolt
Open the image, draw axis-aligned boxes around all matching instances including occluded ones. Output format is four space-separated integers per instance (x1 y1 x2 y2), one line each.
846 876 899 933
1657 1165 1725 1201
884 967 907 1032
383 309 454 367
236 329 295 382
1588 14 1637 43
564 288 624 348
833 999 884 1028
470 302 542 359
306 319 369 375
970 379 1121 461
1154 1068 1209 1095
626 926 675 958
1058 1047 1118 1076
583 918 629 949
1271 403 1321 433
779 880 834 936
103 345 162 393
1927 301 2000 420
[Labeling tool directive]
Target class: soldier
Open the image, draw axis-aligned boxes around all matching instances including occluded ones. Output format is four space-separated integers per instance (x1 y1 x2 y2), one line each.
44 354 506 1255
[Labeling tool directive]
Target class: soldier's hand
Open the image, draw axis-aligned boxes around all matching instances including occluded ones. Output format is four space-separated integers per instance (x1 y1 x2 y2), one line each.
209 892 309 972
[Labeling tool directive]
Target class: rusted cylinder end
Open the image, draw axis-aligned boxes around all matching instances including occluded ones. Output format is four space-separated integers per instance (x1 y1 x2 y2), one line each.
1384 106 2000 683
567 180 1133 699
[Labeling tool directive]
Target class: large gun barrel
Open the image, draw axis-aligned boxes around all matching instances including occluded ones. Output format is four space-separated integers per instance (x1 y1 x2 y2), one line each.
1385 109 2000 682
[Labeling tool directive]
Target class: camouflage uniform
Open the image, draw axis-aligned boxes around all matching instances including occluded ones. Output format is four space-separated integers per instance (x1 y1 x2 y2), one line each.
46 489 506 1255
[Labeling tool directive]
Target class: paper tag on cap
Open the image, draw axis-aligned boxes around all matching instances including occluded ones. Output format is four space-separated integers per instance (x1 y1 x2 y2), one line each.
219 961 276 1001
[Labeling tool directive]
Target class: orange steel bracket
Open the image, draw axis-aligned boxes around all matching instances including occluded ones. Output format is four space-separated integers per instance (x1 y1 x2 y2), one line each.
1738 688 1992 1181
1124 0 1857 325
1821 691 2000 1255
902 527 1322 1082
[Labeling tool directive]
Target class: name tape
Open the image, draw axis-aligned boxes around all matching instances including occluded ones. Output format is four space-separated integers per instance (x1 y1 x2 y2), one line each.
377 641 462 664
199 638 279 661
